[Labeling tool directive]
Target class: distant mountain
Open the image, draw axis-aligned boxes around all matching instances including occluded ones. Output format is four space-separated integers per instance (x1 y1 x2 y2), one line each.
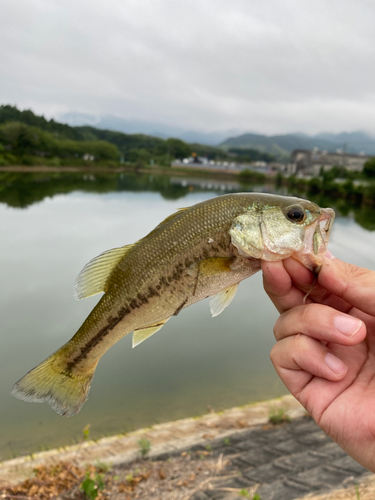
0 105 232 165
220 131 375 157
313 131 375 151
58 112 241 146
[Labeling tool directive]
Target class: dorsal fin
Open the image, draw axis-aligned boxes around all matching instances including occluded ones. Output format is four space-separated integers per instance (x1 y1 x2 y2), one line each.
73 245 133 300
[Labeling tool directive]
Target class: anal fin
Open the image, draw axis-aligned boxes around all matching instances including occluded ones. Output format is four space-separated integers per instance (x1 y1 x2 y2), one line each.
132 318 170 348
209 283 239 318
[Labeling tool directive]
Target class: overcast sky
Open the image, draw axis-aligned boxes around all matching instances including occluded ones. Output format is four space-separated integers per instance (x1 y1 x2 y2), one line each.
1 0 375 135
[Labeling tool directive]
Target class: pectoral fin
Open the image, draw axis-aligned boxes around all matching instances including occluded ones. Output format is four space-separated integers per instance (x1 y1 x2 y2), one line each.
209 283 239 317
74 244 133 300
192 257 236 277
132 318 170 348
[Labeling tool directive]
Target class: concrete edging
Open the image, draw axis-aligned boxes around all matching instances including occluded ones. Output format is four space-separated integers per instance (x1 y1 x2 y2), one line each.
0 394 304 485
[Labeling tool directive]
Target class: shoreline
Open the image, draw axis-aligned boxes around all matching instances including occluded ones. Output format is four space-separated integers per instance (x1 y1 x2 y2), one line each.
0 163 269 181
0 395 304 485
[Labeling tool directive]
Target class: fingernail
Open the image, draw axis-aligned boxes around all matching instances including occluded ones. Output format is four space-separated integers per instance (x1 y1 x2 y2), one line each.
334 315 362 337
325 352 348 374
325 250 335 259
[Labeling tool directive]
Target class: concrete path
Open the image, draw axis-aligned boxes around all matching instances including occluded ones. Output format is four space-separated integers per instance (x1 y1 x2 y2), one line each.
156 416 369 500
0 394 373 499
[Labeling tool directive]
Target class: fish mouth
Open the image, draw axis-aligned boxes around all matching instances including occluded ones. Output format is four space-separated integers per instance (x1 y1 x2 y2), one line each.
314 208 335 252
297 207 335 272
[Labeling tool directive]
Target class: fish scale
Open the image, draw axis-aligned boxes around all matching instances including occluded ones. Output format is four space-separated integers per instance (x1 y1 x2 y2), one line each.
12 193 335 417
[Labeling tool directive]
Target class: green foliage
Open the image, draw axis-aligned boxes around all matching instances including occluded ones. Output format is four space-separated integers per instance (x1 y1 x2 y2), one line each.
238 169 266 182
95 460 111 473
275 171 283 187
0 105 266 168
137 438 151 458
355 483 361 500
363 157 375 178
81 471 104 500
239 489 250 497
205 444 212 451
252 494 261 500
0 104 79 140
82 424 91 441
222 437 231 446
228 147 274 162
363 182 375 205
269 408 291 425
46 156 61 167
308 177 322 194
0 121 120 162
166 137 191 159
354 205 375 230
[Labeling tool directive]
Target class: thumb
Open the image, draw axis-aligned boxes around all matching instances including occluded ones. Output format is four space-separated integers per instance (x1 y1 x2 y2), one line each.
318 253 375 316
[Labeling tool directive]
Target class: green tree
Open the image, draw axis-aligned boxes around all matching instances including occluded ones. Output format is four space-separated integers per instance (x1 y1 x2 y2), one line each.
165 138 191 159
363 158 375 178
0 122 40 155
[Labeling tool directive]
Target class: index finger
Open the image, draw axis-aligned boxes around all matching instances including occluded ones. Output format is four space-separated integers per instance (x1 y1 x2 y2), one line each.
262 259 308 313
262 257 352 314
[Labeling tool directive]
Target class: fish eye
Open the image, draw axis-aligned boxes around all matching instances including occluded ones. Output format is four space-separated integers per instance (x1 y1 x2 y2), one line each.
286 205 305 223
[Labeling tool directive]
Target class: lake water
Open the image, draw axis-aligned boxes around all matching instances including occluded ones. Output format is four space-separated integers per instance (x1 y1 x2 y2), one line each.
1 171 375 460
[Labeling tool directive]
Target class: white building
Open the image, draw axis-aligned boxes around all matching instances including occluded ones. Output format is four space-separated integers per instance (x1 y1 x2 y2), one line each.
291 149 373 176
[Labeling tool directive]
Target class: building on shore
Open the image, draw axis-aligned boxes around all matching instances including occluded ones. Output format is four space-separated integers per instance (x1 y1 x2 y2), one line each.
291 148 373 176
171 157 287 175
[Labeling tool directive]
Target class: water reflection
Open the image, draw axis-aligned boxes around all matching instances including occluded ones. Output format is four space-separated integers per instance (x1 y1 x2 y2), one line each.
1 171 374 231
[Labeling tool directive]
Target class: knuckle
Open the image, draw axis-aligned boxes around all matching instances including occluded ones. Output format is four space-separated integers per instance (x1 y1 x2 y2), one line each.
270 344 279 365
273 316 282 339
294 332 310 351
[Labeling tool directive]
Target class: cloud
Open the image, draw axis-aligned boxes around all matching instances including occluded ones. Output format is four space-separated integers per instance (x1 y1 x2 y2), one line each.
1 0 375 134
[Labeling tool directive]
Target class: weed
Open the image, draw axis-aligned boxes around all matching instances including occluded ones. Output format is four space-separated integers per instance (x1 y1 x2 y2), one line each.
205 444 212 451
223 437 231 446
252 494 261 500
239 489 249 497
82 424 91 441
137 438 151 458
268 408 291 425
95 460 110 473
81 471 104 500
355 483 361 500
126 473 134 483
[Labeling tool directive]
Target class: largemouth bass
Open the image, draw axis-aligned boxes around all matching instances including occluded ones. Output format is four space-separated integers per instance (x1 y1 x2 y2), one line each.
12 193 334 416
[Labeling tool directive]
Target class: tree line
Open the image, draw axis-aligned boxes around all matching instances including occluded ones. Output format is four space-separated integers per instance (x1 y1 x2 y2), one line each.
0 105 234 167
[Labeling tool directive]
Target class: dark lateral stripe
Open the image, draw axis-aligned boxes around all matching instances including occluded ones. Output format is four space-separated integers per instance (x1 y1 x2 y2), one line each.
66 306 131 371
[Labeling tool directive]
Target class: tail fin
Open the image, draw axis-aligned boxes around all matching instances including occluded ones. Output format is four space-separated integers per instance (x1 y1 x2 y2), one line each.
11 351 96 417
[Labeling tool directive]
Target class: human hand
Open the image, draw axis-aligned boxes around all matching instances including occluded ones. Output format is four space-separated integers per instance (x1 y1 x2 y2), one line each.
262 254 375 472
